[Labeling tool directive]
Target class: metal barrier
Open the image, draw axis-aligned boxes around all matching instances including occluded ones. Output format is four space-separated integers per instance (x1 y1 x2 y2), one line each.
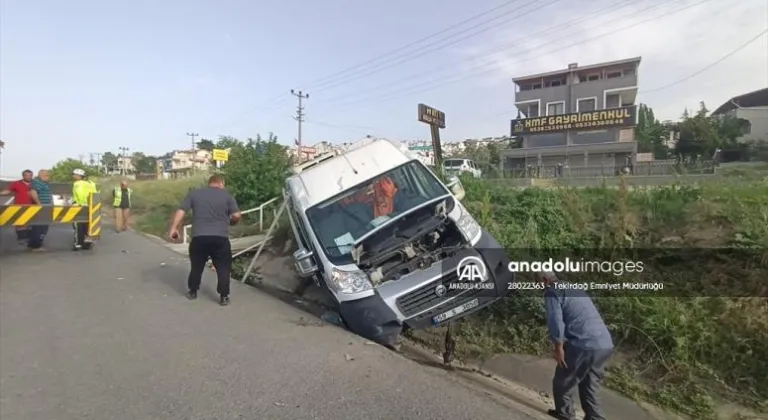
0 193 102 239
182 196 281 244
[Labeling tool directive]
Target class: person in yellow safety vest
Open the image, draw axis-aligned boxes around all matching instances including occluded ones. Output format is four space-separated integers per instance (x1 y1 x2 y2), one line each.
112 181 132 232
72 168 97 250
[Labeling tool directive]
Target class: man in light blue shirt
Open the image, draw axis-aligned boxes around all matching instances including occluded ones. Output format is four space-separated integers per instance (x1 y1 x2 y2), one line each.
540 271 614 420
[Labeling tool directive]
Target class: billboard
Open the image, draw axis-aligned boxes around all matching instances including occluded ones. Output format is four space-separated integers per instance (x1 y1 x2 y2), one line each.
418 103 446 129
511 105 637 135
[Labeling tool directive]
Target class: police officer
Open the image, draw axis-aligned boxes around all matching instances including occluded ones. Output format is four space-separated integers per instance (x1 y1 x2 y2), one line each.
72 168 97 250
112 180 132 232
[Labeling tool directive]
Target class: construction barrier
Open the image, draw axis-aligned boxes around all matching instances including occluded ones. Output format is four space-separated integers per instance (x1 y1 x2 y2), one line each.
0 193 102 239
87 193 102 238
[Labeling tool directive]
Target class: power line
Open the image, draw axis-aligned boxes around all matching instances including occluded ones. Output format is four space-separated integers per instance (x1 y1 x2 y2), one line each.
317 0 644 105
309 0 564 94
316 0 686 110
642 28 768 94
300 0 529 89
220 0 532 129
312 0 715 117
305 120 376 134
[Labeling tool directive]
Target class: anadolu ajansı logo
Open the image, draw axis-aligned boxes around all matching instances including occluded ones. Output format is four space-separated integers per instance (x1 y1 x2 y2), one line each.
456 256 488 282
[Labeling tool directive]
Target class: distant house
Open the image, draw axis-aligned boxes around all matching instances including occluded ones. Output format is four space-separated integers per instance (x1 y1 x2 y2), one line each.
160 149 213 178
710 87 768 143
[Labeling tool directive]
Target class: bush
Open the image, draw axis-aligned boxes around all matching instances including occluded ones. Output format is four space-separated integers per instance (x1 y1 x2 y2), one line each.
220 134 291 210
455 176 768 418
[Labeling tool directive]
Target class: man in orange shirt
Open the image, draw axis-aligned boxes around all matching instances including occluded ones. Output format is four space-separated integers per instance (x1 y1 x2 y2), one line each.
341 176 398 219
372 176 397 218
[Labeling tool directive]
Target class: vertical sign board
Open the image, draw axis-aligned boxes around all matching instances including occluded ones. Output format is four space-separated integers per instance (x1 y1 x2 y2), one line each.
417 103 445 170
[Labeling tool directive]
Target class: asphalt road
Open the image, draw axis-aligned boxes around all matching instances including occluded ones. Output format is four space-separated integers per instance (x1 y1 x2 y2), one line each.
0 225 541 420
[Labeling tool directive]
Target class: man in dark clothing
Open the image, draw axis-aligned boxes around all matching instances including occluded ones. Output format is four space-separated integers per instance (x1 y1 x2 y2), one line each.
539 271 614 420
27 170 53 251
168 174 241 306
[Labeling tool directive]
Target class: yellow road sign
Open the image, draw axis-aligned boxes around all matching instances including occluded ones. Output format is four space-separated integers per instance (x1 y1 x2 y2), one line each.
212 148 229 162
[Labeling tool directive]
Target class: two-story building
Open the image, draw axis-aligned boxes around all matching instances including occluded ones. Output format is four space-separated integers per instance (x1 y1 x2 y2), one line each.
710 87 768 143
504 57 641 175
160 149 212 178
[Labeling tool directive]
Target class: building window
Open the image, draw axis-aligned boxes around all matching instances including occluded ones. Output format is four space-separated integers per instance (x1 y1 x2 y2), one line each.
587 74 600 81
547 101 565 115
549 80 562 87
577 98 596 112
520 103 539 118
606 71 622 79
605 93 621 109
532 83 542 89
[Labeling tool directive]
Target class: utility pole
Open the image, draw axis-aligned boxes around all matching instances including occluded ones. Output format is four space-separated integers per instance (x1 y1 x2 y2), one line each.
291 89 309 162
118 146 130 176
186 132 199 174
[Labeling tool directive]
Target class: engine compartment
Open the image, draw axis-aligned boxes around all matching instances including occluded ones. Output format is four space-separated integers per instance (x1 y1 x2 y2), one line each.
359 218 467 286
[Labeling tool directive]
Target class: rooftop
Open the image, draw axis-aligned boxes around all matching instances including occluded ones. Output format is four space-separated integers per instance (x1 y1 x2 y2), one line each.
710 87 768 116
287 138 413 209
512 56 642 84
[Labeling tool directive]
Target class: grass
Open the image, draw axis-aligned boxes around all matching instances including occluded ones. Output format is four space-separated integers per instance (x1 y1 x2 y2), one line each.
99 175 209 237
450 175 768 419
124 172 768 420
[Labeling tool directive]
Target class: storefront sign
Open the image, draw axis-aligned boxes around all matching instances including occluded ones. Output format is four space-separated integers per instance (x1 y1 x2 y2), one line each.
510 105 637 135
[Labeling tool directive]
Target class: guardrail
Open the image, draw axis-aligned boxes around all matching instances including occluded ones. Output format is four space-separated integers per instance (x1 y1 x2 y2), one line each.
182 196 281 245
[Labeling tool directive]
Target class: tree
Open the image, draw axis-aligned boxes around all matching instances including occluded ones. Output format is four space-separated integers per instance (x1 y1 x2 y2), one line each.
675 102 719 159
101 152 119 172
50 158 99 182
131 152 158 174
635 104 670 159
196 138 215 151
215 135 241 150
220 133 291 209
714 115 750 147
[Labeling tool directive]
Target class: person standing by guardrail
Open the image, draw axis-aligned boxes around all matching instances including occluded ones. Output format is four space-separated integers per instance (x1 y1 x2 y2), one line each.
71 168 97 250
112 180 132 232
27 170 53 251
0 169 34 244
167 174 241 306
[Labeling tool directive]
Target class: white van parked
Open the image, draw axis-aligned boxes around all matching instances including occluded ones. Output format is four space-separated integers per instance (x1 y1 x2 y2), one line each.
442 158 482 178
284 138 513 347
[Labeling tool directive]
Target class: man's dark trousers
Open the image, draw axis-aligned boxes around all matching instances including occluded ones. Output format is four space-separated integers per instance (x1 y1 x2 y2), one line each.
188 235 232 296
552 343 613 420
27 225 49 249
73 222 91 249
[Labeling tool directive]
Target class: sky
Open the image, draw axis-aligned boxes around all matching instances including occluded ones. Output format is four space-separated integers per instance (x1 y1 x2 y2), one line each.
1 0 767 176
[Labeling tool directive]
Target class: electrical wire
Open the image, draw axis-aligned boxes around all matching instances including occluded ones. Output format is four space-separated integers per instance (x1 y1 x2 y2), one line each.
299 0 529 89
308 0 564 93
305 120 376 133
312 0 716 118
317 0 656 106
221 0 532 125
642 28 768 93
